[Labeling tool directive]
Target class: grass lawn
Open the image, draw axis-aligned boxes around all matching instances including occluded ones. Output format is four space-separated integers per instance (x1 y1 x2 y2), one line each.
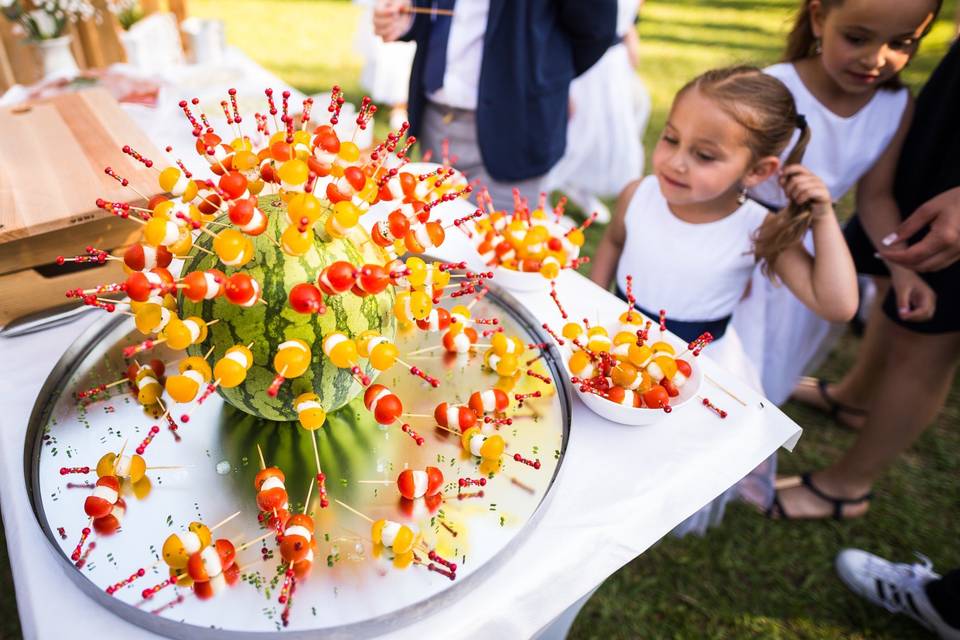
2 1 958 638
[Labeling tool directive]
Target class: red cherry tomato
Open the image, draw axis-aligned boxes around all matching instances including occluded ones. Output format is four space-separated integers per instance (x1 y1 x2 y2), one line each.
289 283 325 314
270 141 293 162
344 166 366 192
661 377 679 398
219 171 248 199
228 198 255 226
317 261 358 294
399 172 416 195
197 191 222 216
357 264 390 295
224 273 256 305
642 385 670 409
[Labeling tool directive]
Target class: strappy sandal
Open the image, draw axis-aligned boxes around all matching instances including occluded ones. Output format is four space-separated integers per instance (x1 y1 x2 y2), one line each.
792 377 867 430
766 472 873 521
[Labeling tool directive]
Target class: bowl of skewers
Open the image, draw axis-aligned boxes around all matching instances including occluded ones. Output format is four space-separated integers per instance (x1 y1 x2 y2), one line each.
462 195 595 293
544 278 711 426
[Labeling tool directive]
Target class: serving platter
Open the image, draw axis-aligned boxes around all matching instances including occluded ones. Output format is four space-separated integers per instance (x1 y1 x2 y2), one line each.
24 284 570 638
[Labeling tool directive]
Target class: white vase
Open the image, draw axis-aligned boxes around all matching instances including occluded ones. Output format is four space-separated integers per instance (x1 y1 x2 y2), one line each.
119 29 147 68
34 35 80 80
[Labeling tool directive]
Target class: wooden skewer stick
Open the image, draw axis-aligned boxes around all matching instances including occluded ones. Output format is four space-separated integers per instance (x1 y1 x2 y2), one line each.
209 510 242 532
405 345 443 357
401 6 455 16
433 423 461 436
303 475 314 515
704 374 747 407
235 531 275 553
334 499 373 524
256 443 267 470
112 440 129 473
355 479 392 485
309 432 324 489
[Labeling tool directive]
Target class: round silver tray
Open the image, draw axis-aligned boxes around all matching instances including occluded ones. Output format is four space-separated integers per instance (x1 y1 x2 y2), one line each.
24 284 570 638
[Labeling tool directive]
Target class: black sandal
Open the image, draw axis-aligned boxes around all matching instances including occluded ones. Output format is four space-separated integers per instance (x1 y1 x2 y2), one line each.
795 378 867 429
766 472 873 521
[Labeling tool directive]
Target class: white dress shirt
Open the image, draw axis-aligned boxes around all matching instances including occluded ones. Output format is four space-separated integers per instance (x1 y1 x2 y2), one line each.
427 0 490 110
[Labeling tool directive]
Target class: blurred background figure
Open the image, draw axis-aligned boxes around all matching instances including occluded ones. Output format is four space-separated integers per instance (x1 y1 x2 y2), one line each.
353 0 416 131
373 0 619 210
545 0 650 223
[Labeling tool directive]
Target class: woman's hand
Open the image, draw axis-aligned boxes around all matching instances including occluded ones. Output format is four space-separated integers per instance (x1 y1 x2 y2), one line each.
780 165 833 219
879 186 960 272
889 264 937 322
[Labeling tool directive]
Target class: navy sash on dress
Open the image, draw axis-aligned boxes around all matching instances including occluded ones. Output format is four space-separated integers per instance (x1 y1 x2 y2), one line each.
614 286 730 344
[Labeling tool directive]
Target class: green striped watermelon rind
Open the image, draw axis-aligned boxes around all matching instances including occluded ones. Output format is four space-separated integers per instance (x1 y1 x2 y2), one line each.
180 195 397 422
217 396 383 505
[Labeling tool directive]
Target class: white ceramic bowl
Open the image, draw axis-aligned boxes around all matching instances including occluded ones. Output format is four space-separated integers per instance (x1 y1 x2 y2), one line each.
566 330 703 426
492 265 553 293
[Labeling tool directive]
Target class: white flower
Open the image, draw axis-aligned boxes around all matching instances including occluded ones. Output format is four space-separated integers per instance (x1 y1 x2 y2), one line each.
0 0 18 9
29 8 58 37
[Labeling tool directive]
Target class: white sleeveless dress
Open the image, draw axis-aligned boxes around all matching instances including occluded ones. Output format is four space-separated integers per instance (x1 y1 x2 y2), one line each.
618 176 772 535
732 63 909 405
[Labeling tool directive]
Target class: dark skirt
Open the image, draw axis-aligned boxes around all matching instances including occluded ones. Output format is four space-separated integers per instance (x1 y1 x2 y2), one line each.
846 41 960 334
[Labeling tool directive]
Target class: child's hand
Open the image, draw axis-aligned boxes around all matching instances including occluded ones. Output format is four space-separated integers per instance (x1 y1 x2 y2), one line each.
889 265 937 322
780 165 832 218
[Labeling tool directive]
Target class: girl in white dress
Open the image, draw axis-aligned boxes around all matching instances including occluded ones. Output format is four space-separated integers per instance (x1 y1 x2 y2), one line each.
731 0 938 409
544 0 650 223
590 66 858 534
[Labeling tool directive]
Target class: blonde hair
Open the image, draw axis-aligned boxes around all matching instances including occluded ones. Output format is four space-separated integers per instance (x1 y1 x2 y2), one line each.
677 66 811 277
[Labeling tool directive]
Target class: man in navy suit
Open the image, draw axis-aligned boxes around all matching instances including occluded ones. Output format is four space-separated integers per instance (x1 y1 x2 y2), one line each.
374 0 618 208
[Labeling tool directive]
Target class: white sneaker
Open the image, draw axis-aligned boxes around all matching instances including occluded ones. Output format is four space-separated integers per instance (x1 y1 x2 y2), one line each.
836 549 960 639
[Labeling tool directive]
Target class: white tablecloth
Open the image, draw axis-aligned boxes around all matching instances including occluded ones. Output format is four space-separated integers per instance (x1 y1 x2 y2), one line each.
0 56 802 640
0 257 801 640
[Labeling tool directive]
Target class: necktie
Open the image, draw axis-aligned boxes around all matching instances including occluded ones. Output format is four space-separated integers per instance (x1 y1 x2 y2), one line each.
423 0 456 93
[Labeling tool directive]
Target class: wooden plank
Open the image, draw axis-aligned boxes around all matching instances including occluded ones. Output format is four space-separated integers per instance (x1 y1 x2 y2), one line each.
0 89 163 273
0 220 141 277
0 255 127 326
75 18 106 69
0 36 15 92
0 18 41 85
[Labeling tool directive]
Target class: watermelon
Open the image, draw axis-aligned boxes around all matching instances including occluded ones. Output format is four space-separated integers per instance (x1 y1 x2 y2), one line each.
218 398 382 505
180 195 396 421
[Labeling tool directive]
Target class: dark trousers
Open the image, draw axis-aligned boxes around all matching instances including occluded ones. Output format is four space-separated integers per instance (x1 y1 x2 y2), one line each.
928 569 960 628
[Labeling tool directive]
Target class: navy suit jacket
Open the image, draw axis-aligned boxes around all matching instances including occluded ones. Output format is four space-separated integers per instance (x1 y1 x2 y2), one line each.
402 0 618 182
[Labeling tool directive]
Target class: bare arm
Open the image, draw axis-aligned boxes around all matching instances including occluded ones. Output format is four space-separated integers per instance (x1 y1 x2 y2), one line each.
589 179 640 289
854 96 937 320
770 166 859 323
855 96 914 260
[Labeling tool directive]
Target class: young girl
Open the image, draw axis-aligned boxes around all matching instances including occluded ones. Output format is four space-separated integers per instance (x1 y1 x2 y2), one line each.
590 66 858 533
731 0 941 412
